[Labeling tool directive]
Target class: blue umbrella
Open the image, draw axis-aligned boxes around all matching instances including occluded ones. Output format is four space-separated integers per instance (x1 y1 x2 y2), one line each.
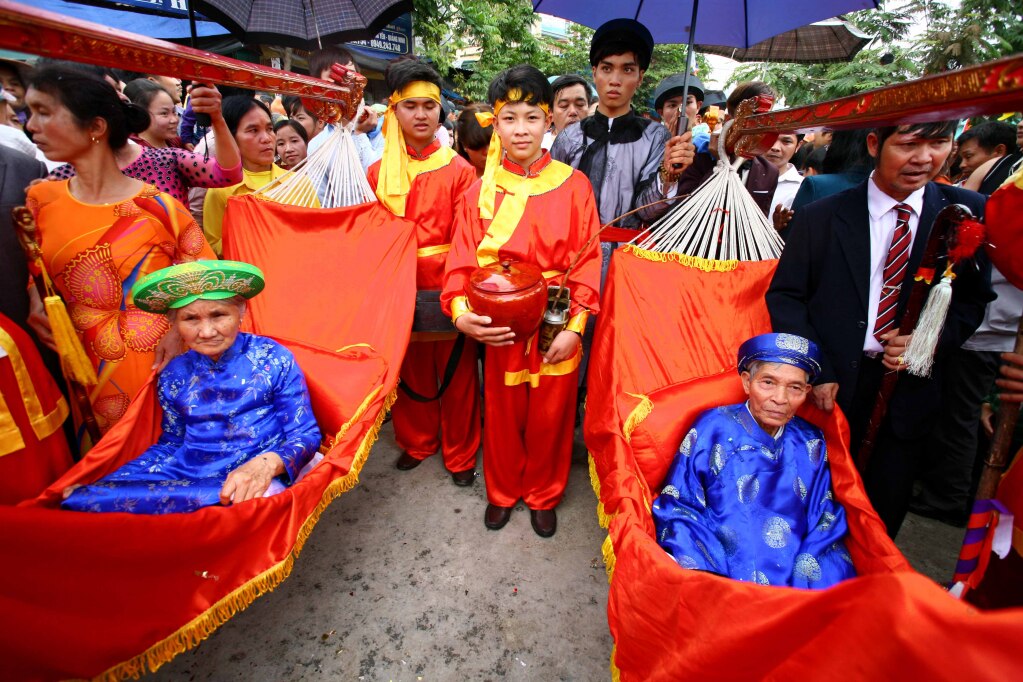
532 0 880 131
31 0 228 39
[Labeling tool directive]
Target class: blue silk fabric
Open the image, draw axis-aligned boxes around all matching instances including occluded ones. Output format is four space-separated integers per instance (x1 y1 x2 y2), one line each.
652 404 857 589
63 333 321 514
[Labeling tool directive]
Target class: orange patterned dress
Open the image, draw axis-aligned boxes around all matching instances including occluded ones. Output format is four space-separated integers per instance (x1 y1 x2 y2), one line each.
26 180 215 450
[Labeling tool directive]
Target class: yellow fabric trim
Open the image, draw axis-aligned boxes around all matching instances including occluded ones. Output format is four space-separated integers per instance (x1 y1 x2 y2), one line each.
0 390 26 456
335 343 372 352
450 295 471 322
503 345 581 388
94 387 398 682
474 93 552 220
621 244 739 272
377 83 445 217
542 269 565 280
476 162 574 266
565 311 588 335
622 392 653 444
0 327 68 446
416 243 451 258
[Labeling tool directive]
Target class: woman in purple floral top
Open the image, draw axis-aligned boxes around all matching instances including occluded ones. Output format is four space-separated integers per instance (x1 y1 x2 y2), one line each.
49 85 242 204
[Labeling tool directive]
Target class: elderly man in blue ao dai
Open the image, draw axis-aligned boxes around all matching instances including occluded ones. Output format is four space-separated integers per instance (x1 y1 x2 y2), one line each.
652 333 857 589
62 261 321 514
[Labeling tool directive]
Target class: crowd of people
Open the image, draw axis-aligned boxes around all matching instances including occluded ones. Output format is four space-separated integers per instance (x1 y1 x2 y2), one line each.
1 16 1022 592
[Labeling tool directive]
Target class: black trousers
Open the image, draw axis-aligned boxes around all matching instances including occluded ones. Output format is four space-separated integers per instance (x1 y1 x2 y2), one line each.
917 349 1001 515
847 356 923 538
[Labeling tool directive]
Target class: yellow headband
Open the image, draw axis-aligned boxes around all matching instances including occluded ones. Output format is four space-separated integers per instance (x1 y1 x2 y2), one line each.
475 89 551 219
376 81 443 216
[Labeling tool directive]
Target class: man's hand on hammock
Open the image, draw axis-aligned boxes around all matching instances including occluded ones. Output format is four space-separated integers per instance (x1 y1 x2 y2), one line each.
221 452 285 505
811 383 839 412
26 286 57 352
152 327 184 372
996 352 1023 402
455 312 515 346
662 131 695 180
543 330 580 365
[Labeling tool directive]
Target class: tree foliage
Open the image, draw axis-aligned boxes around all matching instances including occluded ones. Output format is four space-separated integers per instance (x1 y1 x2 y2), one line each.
413 0 708 108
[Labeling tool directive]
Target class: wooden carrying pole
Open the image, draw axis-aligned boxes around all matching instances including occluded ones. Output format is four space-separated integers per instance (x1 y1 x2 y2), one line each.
0 1 356 105
975 314 1023 501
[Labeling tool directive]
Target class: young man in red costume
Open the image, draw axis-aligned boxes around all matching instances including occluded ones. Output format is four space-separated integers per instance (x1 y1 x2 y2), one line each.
442 65 601 537
367 59 481 486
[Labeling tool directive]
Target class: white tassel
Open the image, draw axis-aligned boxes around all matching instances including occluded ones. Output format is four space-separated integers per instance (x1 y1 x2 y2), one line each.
903 271 954 377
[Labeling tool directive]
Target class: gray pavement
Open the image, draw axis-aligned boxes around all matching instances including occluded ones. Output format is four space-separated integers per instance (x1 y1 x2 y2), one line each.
149 424 964 681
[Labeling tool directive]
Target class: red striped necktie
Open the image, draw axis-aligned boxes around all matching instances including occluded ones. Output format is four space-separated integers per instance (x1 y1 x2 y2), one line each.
873 203 913 343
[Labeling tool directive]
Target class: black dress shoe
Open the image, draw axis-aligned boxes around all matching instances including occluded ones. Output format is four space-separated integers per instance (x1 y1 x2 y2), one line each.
530 508 557 537
484 504 513 530
451 469 476 486
395 451 423 470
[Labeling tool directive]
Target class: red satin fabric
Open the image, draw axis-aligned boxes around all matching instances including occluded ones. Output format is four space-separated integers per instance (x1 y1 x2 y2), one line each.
984 177 1023 288
0 314 72 505
0 196 417 680
584 247 1023 680
392 337 480 472
483 342 579 509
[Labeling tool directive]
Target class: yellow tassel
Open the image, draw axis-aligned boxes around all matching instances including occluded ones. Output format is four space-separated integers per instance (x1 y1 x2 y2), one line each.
610 643 622 682
622 245 739 272
622 392 653 444
601 533 616 582
44 295 97 386
589 454 611 529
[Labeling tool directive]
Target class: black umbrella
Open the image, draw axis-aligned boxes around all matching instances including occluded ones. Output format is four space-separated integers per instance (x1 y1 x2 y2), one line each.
190 0 412 50
698 19 872 64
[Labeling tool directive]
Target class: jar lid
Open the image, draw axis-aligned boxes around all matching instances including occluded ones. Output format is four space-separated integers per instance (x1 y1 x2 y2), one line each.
469 260 544 294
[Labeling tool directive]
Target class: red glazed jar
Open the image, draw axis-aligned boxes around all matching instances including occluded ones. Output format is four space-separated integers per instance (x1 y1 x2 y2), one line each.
466 260 547 339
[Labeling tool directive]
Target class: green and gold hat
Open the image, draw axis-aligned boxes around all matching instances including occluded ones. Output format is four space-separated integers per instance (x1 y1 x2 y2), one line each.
130 260 265 314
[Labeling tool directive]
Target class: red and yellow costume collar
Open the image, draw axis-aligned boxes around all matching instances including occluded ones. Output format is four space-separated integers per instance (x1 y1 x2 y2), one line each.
474 90 551 220
376 81 443 216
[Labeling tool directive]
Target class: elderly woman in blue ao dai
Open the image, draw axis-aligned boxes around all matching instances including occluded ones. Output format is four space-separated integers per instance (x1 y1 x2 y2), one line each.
62 261 322 514
652 333 857 589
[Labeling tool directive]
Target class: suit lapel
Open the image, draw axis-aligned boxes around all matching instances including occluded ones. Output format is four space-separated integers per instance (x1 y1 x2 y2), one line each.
832 182 871 314
0 152 9 199
899 183 946 312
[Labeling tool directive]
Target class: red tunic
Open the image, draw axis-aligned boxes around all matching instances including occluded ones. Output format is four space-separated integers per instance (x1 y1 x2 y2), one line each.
0 313 73 504
442 152 601 508
368 139 481 471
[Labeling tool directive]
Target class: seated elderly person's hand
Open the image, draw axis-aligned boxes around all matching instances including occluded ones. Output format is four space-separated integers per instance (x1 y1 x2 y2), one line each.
220 453 286 505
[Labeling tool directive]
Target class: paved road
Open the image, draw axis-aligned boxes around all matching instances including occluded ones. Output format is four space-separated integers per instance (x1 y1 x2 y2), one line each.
150 424 962 681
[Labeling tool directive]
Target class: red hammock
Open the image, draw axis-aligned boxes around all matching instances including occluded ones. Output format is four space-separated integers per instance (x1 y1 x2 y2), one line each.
0 196 416 681
584 246 1023 680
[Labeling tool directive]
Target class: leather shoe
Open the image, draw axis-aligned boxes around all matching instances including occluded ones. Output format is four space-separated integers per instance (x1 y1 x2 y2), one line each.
395 451 423 470
530 508 557 537
484 504 513 530
451 469 476 486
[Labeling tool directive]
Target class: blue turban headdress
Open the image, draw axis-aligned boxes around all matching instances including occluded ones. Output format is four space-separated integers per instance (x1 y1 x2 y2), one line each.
737 333 822 383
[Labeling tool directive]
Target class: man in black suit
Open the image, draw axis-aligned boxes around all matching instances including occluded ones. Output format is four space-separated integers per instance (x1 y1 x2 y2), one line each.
0 145 48 331
766 121 993 537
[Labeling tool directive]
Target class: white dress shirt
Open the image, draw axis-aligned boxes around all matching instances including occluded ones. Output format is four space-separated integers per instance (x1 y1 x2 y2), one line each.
863 174 926 353
772 163 804 210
